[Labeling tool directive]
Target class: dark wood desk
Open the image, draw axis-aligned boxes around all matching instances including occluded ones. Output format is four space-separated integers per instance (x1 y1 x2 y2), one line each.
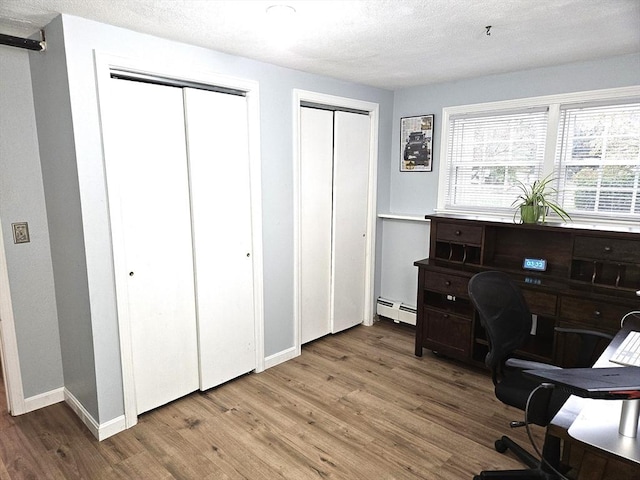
414 214 640 368
547 315 640 479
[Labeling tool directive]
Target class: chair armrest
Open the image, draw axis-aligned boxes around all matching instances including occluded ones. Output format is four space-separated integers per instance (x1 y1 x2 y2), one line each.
505 357 562 371
554 326 614 341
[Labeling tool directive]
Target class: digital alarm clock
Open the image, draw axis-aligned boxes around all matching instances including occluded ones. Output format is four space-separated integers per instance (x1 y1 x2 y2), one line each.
522 257 547 272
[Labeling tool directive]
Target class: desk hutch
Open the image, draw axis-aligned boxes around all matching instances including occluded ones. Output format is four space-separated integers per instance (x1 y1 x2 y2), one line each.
414 214 640 367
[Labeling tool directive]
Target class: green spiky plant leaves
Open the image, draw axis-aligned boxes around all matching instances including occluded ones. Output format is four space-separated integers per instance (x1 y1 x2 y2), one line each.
512 174 571 223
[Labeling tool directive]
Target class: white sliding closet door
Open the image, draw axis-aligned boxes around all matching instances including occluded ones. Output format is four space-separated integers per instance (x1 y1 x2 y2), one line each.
300 107 334 344
299 107 370 342
184 88 256 390
107 79 199 414
331 111 370 333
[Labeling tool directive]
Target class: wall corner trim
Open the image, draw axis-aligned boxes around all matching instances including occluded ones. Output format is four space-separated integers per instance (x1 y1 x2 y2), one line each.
64 388 126 441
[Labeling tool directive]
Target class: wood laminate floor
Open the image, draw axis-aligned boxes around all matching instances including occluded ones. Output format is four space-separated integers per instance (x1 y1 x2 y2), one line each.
0 319 545 479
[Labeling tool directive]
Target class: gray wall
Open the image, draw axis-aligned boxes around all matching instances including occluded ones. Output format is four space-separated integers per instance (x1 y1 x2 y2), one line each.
377 53 640 310
0 47 64 398
29 16 101 418
27 14 394 423
379 219 429 306
390 53 640 215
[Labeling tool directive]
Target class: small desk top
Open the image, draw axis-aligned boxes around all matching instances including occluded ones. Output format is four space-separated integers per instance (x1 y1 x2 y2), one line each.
548 314 640 468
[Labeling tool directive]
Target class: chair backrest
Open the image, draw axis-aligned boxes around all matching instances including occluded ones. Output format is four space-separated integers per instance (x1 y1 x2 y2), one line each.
468 271 532 371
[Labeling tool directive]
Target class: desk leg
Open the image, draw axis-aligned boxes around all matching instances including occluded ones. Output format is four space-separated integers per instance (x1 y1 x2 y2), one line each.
619 399 639 438
541 431 561 474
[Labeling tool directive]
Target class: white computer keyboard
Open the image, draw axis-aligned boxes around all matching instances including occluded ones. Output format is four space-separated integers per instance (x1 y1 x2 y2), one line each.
610 330 640 367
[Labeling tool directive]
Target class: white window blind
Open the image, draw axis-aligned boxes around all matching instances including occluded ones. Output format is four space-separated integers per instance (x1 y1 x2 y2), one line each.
555 102 640 219
444 108 549 213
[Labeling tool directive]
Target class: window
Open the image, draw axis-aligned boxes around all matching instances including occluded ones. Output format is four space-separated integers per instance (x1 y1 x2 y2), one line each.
556 103 640 218
445 108 548 213
439 87 640 224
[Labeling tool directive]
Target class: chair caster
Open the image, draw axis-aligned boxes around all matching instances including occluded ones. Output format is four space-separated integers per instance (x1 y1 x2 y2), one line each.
494 438 508 453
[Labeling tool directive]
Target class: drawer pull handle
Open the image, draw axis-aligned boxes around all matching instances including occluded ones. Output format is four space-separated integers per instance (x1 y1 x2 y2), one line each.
604 246 612 253
445 281 451 286
455 230 462 236
593 310 602 317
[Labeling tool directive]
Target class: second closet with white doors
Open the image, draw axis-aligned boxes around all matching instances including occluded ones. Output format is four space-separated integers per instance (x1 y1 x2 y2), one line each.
103 76 256 415
299 106 371 345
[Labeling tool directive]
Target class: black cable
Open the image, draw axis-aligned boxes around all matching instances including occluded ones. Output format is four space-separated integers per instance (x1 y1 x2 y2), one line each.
524 383 570 480
620 310 640 328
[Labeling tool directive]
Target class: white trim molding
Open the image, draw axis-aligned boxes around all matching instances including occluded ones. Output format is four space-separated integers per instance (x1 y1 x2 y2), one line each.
264 346 299 370
64 388 126 441
23 387 64 413
377 213 431 222
0 220 25 415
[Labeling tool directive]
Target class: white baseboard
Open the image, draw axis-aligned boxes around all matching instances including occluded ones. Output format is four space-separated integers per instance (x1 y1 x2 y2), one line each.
64 388 126 441
23 387 64 413
98 414 127 440
264 346 298 369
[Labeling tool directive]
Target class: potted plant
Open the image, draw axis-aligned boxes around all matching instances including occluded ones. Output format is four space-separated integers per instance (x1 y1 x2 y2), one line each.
512 174 571 223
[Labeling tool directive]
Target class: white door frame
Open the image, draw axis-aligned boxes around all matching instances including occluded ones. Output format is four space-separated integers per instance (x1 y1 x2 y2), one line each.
0 220 26 415
293 89 379 356
95 52 264 428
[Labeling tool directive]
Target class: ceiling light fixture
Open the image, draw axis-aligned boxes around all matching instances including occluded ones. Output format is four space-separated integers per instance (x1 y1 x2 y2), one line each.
266 5 297 17
265 4 297 48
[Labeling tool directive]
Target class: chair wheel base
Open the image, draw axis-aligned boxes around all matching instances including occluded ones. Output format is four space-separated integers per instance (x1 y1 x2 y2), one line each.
495 438 508 453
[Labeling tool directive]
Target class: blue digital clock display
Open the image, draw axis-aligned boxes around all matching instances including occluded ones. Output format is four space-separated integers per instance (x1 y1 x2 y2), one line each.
523 258 547 271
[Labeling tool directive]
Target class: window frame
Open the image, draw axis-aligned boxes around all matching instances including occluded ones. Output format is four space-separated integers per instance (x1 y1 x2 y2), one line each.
437 86 640 226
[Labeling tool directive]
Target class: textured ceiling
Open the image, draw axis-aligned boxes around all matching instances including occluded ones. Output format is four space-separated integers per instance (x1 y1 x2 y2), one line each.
1 0 639 89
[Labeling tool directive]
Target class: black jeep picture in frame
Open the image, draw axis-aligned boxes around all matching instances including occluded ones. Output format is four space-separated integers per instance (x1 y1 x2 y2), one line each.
400 115 434 172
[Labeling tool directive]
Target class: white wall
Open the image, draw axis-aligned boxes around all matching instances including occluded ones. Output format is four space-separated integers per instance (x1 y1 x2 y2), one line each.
0 47 63 398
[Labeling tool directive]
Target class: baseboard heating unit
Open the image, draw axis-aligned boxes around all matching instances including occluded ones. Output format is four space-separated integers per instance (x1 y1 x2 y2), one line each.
376 297 416 326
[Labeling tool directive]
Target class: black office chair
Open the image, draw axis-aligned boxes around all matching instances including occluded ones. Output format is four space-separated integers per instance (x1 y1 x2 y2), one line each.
468 271 613 480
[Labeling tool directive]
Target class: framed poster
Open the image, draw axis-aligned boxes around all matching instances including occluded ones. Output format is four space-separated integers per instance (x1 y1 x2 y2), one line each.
400 114 434 172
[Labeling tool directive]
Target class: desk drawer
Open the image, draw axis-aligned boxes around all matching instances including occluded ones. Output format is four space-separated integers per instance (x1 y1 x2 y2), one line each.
422 307 471 359
573 236 640 264
436 222 483 245
522 289 557 317
559 296 627 332
424 271 469 297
